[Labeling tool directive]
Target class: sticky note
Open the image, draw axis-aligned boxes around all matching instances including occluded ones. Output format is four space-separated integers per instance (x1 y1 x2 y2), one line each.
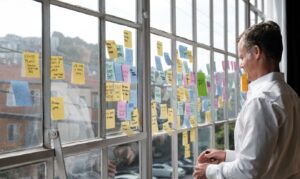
154 86 161 103
71 62 85 85
241 72 248 92
182 131 188 145
190 129 196 142
205 111 212 123
166 70 173 85
106 109 115 129
151 68 156 83
22 52 40 78
185 102 191 117
178 45 188 59
155 56 163 71
114 83 123 101
177 87 184 102
168 108 174 123
131 108 139 127
197 72 208 96
184 116 191 128
130 66 138 84
117 101 127 119
157 71 166 85
124 30 132 48
51 56 64 80
184 144 191 158
106 61 116 81
218 96 224 108
190 116 197 128
190 72 195 85
190 102 197 116
152 119 159 134
163 123 172 133
106 40 118 59
122 83 131 101
197 98 201 112
160 104 168 119
177 59 183 73
183 61 190 74
151 100 157 117
187 50 193 63
116 45 125 63
130 90 137 107
177 102 184 115
177 74 183 85
126 102 134 120
157 41 163 56
164 52 173 65
11 81 33 106
122 64 130 83
114 62 123 81
51 97 65 120
125 48 133 66
121 121 134 136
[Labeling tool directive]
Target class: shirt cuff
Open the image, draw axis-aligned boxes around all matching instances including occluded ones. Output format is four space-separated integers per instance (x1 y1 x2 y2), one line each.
206 164 219 179
225 150 236 162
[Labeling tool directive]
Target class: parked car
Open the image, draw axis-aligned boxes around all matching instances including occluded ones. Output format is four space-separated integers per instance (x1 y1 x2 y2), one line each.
152 163 185 178
178 160 193 174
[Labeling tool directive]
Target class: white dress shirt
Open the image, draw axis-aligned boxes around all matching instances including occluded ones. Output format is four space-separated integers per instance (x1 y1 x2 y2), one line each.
206 72 300 179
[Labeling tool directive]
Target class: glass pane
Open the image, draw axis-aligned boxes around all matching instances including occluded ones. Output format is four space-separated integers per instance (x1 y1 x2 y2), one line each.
106 0 136 22
198 126 211 152
229 122 235 150
215 123 224 149
250 0 255 6
228 56 238 119
105 22 139 136
176 0 193 40
197 0 210 45
0 0 42 153
57 0 98 11
151 0 171 32
213 0 224 50
228 0 236 54
213 52 225 122
197 48 212 124
108 142 139 178
178 130 195 177
258 16 263 23
176 42 196 129
257 0 263 11
151 35 173 133
50 6 99 143
152 134 172 178
250 11 256 26
56 149 101 178
239 0 245 35
0 163 46 178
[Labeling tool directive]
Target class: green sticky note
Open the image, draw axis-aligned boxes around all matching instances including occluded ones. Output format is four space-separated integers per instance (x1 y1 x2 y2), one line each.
197 72 208 96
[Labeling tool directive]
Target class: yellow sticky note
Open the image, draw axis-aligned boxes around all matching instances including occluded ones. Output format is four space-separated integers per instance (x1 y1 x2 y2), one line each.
106 109 115 129
121 121 134 136
182 131 188 146
114 83 123 101
151 100 157 117
51 97 65 120
122 83 131 101
187 50 193 63
71 62 85 85
190 116 197 128
22 52 40 78
106 82 114 102
106 40 118 59
205 111 212 123
186 74 191 85
160 104 168 119
184 144 191 158
190 129 196 142
166 70 173 84
152 119 159 134
167 108 174 123
177 87 185 102
163 123 172 133
51 56 65 80
157 41 163 56
218 96 224 108
131 108 139 128
124 30 132 48
241 72 248 92
197 98 201 112
184 88 190 101
177 59 183 73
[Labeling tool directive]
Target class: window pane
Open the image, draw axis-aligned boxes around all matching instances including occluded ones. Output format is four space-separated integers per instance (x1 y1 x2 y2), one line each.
215 123 224 149
151 0 171 32
0 163 46 178
197 48 211 124
51 6 99 143
257 0 263 11
213 52 225 122
178 130 195 177
197 0 210 45
213 0 224 50
176 0 193 40
106 0 136 22
108 142 139 178
57 0 98 11
198 126 211 152
176 42 196 129
228 0 236 54
250 0 255 6
228 56 238 119
151 35 173 133
0 0 42 153
105 22 139 136
239 0 246 35
229 122 235 150
250 11 256 26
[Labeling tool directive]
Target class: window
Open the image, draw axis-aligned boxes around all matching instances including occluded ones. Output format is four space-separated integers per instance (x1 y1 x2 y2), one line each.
7 124 19 142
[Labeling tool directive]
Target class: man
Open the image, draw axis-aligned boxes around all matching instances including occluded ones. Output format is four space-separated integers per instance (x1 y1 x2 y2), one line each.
193 21 300 179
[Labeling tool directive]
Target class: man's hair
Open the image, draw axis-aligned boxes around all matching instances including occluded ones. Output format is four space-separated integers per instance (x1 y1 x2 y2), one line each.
237 21 283 63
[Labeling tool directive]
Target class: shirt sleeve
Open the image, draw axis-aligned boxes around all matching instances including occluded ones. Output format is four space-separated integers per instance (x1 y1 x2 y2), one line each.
225 150 236 162
206 98 280 179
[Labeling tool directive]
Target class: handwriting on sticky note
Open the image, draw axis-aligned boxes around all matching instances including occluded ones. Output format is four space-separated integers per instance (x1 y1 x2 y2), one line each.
51 97 64 120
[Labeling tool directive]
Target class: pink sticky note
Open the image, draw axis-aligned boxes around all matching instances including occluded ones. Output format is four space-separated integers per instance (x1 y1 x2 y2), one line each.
122 64 130 83
190 72 195 85
183 74 188 88
117 101 127 119
184 102 191 117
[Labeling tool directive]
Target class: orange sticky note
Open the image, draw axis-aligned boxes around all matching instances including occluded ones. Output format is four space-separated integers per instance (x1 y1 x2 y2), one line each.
241 72 248 92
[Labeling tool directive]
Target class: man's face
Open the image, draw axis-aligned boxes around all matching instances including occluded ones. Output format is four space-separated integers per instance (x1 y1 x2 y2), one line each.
238 39 257 82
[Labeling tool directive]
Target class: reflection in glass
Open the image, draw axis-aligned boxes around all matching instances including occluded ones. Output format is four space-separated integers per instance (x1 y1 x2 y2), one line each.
229 122 235 150
197 0 210 45
106 0 136 22
176 0 193 39
228 0 236 54
215 123 225 149
213 0 224 50
0 0 42 153
198 127 211 153
151 0 171 32
51 6 99 143
0 163 46 178
239 0 246 35
57 0 98 11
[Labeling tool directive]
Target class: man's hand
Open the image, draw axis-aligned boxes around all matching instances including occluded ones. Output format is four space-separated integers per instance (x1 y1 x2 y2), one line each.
193 163 209 179
197 149 226 164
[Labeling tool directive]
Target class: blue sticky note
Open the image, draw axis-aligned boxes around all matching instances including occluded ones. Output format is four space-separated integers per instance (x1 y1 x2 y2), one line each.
125 48 133 65
177 74 183 85
155 56 163 71
106 61 116 81
183 61 190 73
114 63 123 81
130 66 138 83
184 116 191 128
117 45 125 63
126 102 135 120
179 45 188 59
177 102 184 115
164 52 173 65
216 85 222 96
189 88 195 99
130 90 137 107
11 81 33 106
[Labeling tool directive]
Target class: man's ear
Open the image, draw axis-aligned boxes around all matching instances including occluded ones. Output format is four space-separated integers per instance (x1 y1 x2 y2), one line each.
252 45 262 60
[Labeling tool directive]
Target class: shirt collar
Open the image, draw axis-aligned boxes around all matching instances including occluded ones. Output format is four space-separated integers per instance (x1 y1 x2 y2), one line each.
248 72 284 93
